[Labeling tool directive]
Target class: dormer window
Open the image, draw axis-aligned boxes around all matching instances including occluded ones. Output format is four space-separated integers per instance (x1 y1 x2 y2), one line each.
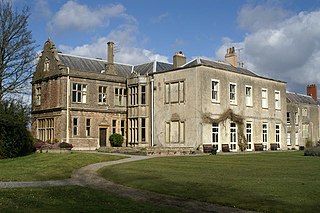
44 58 50 71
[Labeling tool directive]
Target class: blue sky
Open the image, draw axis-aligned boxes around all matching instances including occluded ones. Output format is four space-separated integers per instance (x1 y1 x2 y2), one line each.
14 0 320 94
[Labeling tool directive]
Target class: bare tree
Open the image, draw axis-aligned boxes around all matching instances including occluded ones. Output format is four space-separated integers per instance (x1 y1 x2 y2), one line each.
0 0 37 100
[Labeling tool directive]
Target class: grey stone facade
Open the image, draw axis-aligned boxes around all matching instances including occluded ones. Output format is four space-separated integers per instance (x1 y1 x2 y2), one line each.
32 39 319 152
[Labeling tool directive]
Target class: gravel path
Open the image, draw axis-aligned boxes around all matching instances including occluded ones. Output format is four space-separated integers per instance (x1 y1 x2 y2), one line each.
0 153 256 213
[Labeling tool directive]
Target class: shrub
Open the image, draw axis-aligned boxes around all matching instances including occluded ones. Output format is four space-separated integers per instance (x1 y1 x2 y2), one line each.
59 142 73 149
109 133 124 147
306 139 313 148
0 101 34 159
304 146 320 156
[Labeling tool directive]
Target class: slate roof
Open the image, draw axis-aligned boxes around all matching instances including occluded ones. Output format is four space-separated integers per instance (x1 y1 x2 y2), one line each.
133 61 173 75
58 54 133 77
286 92 319 105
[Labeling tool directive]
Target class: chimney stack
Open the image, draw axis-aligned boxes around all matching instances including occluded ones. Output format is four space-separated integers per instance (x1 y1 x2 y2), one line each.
173 51 186 69
225 47 238 67
107 41 114 64
307 84 318 101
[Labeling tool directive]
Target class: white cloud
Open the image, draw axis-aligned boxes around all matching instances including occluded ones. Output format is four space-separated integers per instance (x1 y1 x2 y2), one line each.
59 25 169 65
47 1 131 33
217 8 320 93
150 12 169 24
237 4 291 32
34 0 52 19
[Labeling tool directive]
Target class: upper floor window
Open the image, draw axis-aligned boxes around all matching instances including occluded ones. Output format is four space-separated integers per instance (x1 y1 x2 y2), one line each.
44 58 50 72
35 87 41 106
129 86 138 106
287 112 291 126
302 108 308 117
245 85 252 106
98 86 107 104
141 85 146 105
211 80 219 102
72 83 87 103
229 83 237 104
261 88 268 108
165 81 185 104
275 90 281 110
115 88 127 106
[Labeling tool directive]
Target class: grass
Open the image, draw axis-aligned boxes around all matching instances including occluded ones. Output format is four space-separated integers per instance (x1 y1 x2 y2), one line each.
100 151 320 213
0 186 179 213
0 152 126 181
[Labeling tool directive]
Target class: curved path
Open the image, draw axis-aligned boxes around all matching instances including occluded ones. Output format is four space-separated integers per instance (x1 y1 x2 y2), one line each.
0 153 256 213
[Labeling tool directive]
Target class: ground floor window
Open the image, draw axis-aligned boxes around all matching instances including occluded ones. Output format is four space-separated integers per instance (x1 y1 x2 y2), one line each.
276 124 280 148
212 123 219 150
141 118 146 142
112 120 117 134
287 133 291 146
129 118 138 145
73 118 78 136
246 122 252 151
262 123 268 150
38 118 54 142
121 120 125 137
230 122 237 151
86 118 91 136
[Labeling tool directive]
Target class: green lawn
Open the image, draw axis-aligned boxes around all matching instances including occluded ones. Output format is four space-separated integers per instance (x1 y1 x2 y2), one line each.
0 152 125 181
0 186 178 213
100 151 320 213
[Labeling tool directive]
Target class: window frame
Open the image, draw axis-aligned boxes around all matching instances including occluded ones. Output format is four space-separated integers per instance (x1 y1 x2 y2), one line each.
212 123 219 150
98 86 108 104
230 122 237 151
72 83 87 103
73 117 79 136
262 123 268 150
229 82 237 105
275 90 281 110
276 124 280 149
261 88 268 109
246 122 253 151
245 85 253 107
86 118 91 137
211 79 220 103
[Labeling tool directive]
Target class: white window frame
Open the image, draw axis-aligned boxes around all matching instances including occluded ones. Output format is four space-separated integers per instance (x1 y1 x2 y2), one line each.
287 133 291 146
262 123 268 150
229 83 237 105
246 122 253 151
275 90 281 110
262 88 268 109
211 79 220 103
230 122 237 151
212 123 219 150
98 86 107 104
245 85 253 107
276 124 280 149
72 83 87 103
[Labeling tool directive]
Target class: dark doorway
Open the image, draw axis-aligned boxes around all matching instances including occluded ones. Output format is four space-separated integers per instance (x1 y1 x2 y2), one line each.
99 128 107 147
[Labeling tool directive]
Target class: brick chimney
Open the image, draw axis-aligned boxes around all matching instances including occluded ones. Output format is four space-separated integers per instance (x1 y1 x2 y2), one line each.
225 47 238 67
173 51 186 69
307 84 318 101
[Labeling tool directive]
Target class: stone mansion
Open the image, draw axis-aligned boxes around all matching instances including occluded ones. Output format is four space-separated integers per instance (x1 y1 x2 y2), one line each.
31 39 319 152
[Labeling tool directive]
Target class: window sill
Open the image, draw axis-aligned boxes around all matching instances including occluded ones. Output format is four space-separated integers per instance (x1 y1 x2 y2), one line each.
211 100 220 104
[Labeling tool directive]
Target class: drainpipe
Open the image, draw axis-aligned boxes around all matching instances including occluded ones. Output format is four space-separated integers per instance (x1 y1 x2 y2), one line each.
151 78 154 147
66 67 70 144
